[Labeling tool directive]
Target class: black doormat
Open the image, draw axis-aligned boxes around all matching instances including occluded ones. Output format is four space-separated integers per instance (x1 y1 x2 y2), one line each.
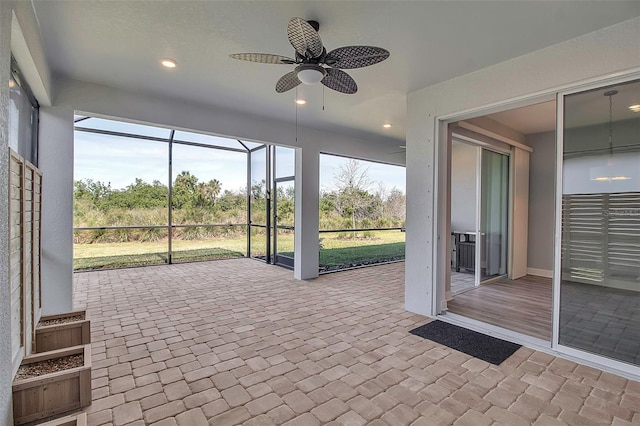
409 320 521 365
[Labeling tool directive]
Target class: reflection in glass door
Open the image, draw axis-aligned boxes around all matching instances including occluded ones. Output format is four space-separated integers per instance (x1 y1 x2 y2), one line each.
273 179 295 268
248 145 295 268
559 79 640 366
479 149 509 282
249 145 269 261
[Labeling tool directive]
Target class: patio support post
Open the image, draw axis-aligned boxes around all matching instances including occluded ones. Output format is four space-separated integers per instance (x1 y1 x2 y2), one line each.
39 105 75 315
294 147 319 280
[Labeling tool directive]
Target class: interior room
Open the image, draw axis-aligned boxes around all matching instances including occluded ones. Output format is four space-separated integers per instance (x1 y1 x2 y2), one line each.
2 2 639 425
442 79 640 360
443 101 557 341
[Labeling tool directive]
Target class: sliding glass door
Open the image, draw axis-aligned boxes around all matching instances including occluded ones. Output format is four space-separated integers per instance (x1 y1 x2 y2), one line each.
449 140 509 294
558 78 640 367
479 149 509 282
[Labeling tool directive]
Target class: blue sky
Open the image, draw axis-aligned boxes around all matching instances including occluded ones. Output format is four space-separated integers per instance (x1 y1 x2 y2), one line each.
74 119 405 194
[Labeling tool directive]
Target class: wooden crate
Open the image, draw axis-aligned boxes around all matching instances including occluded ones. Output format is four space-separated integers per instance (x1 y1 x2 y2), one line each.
35 310 90 353
12 345 92 425
37 412 87 426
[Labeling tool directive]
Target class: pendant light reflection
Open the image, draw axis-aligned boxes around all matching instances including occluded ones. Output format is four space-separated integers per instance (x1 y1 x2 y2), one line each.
589 90 632 182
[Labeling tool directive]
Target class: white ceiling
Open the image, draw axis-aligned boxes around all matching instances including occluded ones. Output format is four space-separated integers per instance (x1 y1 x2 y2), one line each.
487 79 640 136
487 101 557 135
32 1 640 146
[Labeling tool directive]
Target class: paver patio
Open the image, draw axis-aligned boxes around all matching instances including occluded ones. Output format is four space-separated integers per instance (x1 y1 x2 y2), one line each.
73 259 640 425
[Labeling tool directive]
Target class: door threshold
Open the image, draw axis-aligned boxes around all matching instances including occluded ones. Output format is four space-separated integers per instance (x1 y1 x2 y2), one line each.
451 286 477 297
438 311 551 352
438 311 640 382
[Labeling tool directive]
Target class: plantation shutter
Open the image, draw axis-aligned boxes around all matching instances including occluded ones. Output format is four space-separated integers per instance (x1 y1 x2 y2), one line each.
32 169 43 325
608 193 640 279
562 192 640 288
9 151 24 368
8 150 43 368
23 164 37 355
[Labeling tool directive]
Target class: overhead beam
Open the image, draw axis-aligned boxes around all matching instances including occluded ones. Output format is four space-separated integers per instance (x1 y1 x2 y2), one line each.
457 117 533 153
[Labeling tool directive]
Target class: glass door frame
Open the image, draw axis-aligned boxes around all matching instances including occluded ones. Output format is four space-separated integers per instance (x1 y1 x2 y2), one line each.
248 144 271 263
273 176 295 268
553 72 640 378
450 135 511 291
477 147 510 286
433 69 640 380
248 144 296 269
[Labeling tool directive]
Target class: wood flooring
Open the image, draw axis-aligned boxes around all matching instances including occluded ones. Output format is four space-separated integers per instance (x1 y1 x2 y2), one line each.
447 275 553 340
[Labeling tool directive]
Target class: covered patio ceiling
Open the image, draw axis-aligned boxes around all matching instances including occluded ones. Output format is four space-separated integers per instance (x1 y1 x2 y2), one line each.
32 1 640 145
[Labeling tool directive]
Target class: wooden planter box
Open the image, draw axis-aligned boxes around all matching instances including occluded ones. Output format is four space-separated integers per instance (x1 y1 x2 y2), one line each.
36 310 90 353
38 412 87 426
13 345 92 425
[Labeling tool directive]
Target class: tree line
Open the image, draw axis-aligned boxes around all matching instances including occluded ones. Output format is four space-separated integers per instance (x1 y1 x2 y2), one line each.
74 160 405 243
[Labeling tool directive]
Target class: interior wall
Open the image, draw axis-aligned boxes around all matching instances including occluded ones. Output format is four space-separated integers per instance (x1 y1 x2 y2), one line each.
565 118 638 155
526 131 555 273
406 17 640 316
451 140 477 232
0 1 16 424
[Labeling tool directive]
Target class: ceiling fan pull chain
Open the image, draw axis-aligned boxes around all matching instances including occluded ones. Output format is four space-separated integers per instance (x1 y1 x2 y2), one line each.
323 85 325 111
295 87 298 143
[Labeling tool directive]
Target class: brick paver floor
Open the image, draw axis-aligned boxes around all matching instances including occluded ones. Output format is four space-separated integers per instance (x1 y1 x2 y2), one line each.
73 259 640 425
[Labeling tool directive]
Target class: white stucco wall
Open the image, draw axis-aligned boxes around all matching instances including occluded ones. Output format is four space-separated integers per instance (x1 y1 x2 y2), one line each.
40 105 75 314
1 1 16 423
406 17 640 316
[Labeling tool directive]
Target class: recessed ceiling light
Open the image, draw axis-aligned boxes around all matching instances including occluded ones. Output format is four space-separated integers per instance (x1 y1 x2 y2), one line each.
295 99 307 105
161 59 177 68
8 79 15 88
383 123 392 128
629 104 640 112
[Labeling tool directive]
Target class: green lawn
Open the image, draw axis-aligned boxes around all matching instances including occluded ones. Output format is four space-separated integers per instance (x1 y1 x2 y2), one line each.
74 230 405 271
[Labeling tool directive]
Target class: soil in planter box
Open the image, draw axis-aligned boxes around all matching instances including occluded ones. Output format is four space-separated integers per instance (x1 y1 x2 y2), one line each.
15 354 84 380
39 315 84 327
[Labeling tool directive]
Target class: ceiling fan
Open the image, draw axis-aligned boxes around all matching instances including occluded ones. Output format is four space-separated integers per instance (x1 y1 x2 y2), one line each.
230 17 390 95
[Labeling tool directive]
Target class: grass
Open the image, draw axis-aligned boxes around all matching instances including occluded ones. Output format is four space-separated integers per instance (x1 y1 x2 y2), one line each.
74 230 405 271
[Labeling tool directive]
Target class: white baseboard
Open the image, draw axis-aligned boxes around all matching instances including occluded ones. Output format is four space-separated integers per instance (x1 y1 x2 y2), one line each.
527 268 553 278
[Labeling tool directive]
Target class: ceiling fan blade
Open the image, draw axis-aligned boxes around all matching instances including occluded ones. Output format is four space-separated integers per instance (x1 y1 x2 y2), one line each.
325 46 390 69
287 17 323 58
276 71 301 93
321 68 357 94
229 53 296 64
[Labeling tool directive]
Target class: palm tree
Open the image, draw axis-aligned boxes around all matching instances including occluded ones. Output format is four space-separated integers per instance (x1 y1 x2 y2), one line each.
196 179 222 207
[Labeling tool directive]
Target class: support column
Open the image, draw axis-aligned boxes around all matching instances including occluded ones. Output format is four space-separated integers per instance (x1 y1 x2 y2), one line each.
39 105 74 314
294 147 319 280
405 114 436 317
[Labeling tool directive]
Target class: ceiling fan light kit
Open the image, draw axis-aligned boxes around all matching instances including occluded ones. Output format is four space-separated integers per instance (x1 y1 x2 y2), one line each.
296 64 326 85
230 17 389 95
